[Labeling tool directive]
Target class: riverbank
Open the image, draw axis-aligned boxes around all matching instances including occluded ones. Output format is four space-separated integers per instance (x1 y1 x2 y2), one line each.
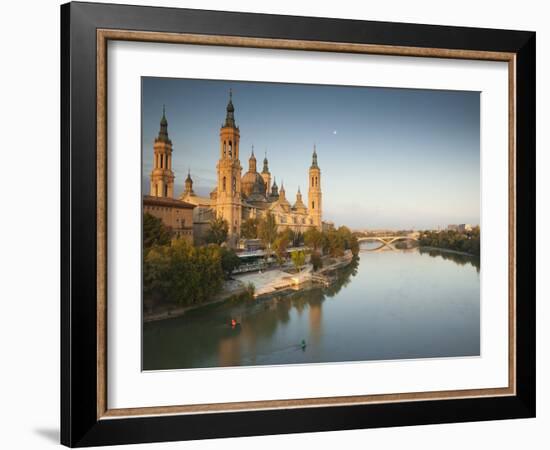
143 279 247 323
419 246 478 257
236 251 354 299
143 251 355 323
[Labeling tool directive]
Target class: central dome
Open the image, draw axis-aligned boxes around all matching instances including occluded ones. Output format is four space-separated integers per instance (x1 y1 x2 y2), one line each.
241 171 266 198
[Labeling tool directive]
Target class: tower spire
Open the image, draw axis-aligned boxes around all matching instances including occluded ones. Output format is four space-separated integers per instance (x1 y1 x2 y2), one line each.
262 149 269 173
157 105 169 142
310 144 319 168
150 106 174 198
248 145 257 172
308 144 322 228
224 89 236 128
184 167 194 196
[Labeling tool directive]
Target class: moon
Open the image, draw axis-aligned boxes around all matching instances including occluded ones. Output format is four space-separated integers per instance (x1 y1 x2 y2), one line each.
333 130 338 135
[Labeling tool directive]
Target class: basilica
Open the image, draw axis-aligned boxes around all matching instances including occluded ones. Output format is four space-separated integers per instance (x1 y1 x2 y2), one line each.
146 91 323 245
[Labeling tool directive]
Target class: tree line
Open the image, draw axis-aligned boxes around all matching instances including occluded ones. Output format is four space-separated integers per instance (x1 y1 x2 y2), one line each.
143 213 240 311
142 212 360 310
417 226 480 256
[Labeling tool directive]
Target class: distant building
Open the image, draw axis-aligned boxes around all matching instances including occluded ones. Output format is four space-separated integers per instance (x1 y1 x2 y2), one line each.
447 224 473 232
458 224 473 232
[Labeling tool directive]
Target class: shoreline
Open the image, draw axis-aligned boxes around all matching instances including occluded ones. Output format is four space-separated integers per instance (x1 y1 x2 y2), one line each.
143 281 247 323
143 251 355 323
418 246 478 258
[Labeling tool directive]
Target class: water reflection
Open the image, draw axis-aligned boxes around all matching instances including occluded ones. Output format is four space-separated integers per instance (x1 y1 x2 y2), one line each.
143 250 479 370
418 247 480 272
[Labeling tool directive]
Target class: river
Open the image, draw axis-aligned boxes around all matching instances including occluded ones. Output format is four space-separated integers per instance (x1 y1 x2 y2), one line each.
143 245 480 370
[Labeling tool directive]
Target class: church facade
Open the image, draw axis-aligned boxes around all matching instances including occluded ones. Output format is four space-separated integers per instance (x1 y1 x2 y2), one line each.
180 90 323 242
144 91 324 246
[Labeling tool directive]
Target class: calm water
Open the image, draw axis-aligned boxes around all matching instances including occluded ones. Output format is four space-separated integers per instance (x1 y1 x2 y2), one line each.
143 246 480 370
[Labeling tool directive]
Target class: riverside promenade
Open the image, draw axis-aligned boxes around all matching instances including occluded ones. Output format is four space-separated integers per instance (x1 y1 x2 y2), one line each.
234 250 354 298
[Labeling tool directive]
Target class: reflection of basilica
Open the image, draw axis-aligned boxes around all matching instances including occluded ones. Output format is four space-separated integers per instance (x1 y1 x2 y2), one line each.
215 259 359 367
308 302 323 346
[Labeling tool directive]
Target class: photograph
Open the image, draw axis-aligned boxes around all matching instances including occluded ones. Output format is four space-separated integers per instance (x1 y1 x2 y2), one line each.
141 78 481 371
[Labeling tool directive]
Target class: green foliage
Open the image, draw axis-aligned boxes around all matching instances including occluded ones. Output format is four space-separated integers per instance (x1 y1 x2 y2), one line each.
418 227 480 256
291 250 306 272
310 251 323 272
305 226 357 258
143 213 172 252
349 236 360 257
258 212 278 256
218 246 241 278
273 232 290 265
205 217 229 245
303 228 323 251
323 229 345 257
143 239 224 307
245 282 255 297
241 218 260 239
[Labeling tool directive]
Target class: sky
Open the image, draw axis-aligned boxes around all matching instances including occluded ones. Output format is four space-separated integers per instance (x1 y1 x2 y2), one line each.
142 77 480 230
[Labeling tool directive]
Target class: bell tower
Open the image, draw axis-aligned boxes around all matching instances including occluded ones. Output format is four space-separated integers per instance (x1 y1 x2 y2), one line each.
261 151 271 195
216 89 242 240
150 106 175 198
308 145 322 228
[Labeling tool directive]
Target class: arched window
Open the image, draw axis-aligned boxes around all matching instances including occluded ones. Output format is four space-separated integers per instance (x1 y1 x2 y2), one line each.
229 141 233 157
222 176 226 191
164 184 168 197
312 201 315 210
154 184 158 196
311 177 314 187
223 141 227 158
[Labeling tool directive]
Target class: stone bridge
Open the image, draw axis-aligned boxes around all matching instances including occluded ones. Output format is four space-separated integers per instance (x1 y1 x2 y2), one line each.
358 235 419 251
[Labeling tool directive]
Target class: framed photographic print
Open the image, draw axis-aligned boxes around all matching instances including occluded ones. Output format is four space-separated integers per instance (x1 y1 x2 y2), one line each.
61 1 536 447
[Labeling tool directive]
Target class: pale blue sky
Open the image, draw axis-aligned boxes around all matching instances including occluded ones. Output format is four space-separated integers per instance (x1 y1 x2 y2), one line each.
142 78 480 230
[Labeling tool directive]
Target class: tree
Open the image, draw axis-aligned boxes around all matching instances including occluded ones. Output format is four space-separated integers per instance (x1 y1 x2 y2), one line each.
304 228 323 252
240 218 259 239
273 232 290 266
142 244 172 310
218 246 241 278
143 239 225 308
310 251 323 271
417 227 480 256
291 250 306 272
324 230 345 257
258 212 278 258
336 226 355 253
205 217 228 245
349 235 360 257
143 213 172 252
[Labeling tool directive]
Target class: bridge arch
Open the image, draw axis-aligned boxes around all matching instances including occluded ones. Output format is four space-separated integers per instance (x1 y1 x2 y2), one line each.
358 235 418 251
